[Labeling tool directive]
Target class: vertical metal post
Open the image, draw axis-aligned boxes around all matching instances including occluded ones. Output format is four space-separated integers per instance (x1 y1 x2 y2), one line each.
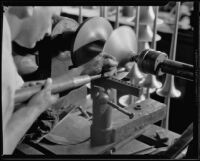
114 6 119 29
100 6 103 17
103 6 107 18
135 6 140 41
78 6 83 24
110 6 120 104
161 2 180 129
145 6 159 99
130 6 140 105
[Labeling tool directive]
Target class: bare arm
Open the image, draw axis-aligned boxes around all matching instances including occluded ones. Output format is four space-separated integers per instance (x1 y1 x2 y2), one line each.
3 78 58 154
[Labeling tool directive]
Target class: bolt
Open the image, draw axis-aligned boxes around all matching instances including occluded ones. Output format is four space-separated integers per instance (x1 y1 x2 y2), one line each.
134 104 141 110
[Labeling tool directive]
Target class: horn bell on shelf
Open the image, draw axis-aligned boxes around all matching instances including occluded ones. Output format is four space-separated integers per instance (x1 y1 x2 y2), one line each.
139 6 163 25
138 25 161 42
156 74 181 98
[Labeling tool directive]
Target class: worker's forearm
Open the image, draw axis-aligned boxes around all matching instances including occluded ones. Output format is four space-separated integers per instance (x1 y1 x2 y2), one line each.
3 105 44 154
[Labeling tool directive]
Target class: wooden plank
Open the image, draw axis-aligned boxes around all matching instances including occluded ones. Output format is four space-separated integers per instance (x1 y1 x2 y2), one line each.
113 139 154 155
37 124 146 155
113 124 180 155
110 99 166 143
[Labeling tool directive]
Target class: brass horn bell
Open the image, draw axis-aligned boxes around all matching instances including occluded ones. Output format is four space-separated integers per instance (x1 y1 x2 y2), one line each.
72 17 113 66
103 26 137 68
138 25 161 42
73 17 113 52
156 74 181 98
139 6 163 26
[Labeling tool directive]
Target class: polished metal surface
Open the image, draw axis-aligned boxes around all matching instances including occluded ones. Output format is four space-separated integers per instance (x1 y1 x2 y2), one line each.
103 26 137 68
73 17 113 52
139 6 163 26
138 25 161 42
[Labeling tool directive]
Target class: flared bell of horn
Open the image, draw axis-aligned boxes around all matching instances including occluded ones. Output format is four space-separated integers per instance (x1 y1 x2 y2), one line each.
138 41 150 54
139 74 162 89
156 74 181 98
103 26 137 68
119 91 146 107
139 6 163 25
126 62 144 84
72 17 113 66
119 95 131 107
73 17 113 52
139 6 155 24
135 93 146 104
138 25 161 42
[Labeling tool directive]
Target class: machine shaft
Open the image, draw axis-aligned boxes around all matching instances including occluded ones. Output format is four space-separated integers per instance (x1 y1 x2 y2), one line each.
136 49 194 81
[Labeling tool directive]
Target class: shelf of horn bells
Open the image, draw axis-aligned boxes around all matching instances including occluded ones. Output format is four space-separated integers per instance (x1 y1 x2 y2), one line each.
61 6 135 27
14 89 179 155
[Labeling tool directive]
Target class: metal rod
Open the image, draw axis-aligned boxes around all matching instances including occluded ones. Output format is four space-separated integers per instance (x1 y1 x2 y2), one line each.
78 6 83 24
151 6 159 50
130 6 140 105
135 6 140 41
161 2 181 129
114 6 119 29
99 6 103 17
103 6 107 18
146 6 159 99
112 6 120 104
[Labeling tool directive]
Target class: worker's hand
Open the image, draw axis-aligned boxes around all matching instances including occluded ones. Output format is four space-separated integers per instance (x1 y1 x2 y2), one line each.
27 78 59 111
80 53 118 76
3 78 59 154
22 80 45 88
80 54 104 76
102 53 118 77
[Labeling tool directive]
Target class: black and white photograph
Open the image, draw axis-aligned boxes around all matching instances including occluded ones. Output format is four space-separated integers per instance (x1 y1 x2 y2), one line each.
1 1 199 159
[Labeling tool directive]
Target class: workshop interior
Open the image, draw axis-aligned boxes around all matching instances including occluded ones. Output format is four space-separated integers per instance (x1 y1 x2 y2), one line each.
2 2 200 159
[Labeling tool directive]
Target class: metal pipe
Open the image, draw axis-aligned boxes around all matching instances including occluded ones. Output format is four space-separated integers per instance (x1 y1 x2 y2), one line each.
135 6 140 41
160 59 194 81
100 6 103 17
158 2 181 129
135 49 194 81
129 6 143 105
145 6 161 99
78 6 83 24
114 6 119 29
103 6 107 18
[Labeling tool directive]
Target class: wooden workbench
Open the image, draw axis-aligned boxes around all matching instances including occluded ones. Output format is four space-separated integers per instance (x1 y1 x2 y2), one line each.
14 85 180 157
15 123 180 156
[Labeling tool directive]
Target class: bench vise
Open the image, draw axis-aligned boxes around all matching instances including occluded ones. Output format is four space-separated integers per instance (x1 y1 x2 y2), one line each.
90 76 166 146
